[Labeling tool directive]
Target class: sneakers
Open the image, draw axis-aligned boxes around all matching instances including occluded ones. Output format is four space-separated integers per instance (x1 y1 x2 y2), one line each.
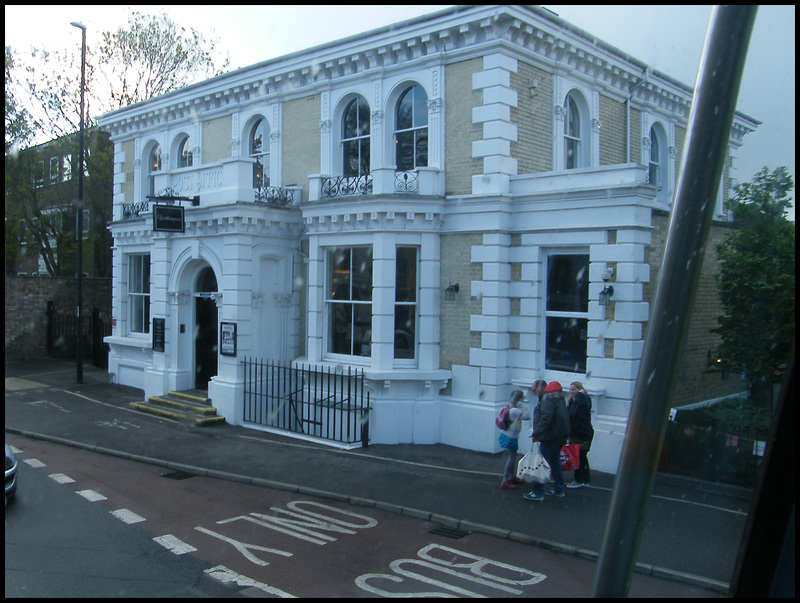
510 477 525 485
500 481 517 489
523 491 543 501
544 489 565 497
567 481 588 489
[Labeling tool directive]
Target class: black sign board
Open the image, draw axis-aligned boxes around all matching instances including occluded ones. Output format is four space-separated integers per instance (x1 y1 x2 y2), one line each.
153 205 185 232
153 318 165 352
220 322 237 356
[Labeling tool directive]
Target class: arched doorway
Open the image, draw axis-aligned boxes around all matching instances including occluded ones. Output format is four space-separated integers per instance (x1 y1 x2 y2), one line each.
195 266 218 390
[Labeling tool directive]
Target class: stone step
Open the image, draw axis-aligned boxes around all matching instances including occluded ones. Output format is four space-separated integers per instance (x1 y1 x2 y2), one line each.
130 390 225 426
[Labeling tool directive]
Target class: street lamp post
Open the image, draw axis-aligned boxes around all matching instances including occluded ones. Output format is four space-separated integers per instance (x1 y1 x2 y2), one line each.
71 21 86 384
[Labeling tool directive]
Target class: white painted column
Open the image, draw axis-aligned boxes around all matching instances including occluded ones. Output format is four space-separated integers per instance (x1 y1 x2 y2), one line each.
471 53 518 195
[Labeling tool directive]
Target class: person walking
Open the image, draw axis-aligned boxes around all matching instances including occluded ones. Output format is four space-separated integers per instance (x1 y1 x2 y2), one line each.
566 381 594 488
498 390 530 489
524 381 570 501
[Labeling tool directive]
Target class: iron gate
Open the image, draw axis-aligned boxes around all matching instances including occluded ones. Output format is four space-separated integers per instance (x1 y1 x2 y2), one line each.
242 357 371 447
46 301 110 368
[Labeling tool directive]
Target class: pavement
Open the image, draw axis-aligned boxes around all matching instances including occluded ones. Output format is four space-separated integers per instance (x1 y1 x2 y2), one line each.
6 358 754 596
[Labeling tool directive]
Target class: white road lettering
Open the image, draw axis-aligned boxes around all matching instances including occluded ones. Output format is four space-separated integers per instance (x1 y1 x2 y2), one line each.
355 544 547 597
194 526 293 566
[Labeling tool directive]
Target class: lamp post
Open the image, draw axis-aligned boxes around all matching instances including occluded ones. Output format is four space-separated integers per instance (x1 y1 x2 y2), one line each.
71 21 86 384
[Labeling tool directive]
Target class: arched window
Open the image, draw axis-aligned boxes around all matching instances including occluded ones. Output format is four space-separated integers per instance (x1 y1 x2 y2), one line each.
394 85 428 171
250 118 270 188
178 135 193 168
564 93 582 170
148 144 161 198
649 123 669 203
342 97 370 178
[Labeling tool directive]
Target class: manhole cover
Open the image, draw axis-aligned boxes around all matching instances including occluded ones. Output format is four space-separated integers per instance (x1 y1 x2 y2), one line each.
161 470 194 480
429 526 470 539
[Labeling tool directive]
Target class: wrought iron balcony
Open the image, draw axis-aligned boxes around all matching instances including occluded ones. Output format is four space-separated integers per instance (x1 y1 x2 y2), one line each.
122 201 150 219
254 184 295 207
321 174 373 198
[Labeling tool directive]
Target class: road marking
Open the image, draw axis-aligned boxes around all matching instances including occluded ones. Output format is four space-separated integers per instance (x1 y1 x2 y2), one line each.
23 458 46 468
49 473 75 484
77 489 107 502
111 508 146 524
24 399 71 413
5 377 45 391
204 565 296 598
154 534 198 555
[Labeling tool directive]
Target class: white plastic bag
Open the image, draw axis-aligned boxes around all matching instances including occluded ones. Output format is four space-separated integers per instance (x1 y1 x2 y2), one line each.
516 441 551 484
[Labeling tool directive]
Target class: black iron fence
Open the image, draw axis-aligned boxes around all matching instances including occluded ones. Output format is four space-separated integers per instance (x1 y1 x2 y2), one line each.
659 420 765 487
46 301 110 368
242 357 371 448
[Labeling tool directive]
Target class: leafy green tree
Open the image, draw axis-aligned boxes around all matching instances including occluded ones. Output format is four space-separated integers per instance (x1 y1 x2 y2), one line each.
712 166 795 411
97 11 229 109
6 11 228 276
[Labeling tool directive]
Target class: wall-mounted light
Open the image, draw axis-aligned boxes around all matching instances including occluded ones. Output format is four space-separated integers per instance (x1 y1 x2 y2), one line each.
599 265 615 307
445 283 459 301
599 284 614 307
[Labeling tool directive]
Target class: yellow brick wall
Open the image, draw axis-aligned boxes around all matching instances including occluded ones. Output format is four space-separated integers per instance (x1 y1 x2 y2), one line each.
511 61 553 173
440 233 483 369
599 95 627 165
283 94 321 198
202 115 232 164
121 139 135 203
445 59 483 195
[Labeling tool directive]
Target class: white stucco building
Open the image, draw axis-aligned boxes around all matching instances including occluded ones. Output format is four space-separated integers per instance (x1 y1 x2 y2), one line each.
98 5 756 473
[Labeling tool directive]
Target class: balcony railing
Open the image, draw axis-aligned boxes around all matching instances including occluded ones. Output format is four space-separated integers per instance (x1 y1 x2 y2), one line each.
255 185 295 207
321 174 373 198
122 201 150 219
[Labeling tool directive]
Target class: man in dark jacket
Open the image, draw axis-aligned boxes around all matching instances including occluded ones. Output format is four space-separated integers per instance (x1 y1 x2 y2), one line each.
524 381 570 501
566 381 594 488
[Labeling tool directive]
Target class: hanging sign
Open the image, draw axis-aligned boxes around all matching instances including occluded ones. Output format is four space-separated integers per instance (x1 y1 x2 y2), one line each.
153 205 185 232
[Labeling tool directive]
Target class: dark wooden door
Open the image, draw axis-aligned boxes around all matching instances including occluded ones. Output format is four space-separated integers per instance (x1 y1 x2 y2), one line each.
195 297 218 389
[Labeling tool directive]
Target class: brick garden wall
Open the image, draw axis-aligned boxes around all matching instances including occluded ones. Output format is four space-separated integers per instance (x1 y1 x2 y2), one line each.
643 214 746 406
4 276 112 360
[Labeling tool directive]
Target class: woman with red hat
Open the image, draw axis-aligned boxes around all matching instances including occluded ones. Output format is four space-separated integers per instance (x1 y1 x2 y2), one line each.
524 381 571 502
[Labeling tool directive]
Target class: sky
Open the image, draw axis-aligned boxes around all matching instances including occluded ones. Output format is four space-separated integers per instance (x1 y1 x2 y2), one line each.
5 5 795 219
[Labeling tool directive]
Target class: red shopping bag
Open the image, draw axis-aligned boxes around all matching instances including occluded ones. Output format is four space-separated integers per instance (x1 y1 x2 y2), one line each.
560 444 580 471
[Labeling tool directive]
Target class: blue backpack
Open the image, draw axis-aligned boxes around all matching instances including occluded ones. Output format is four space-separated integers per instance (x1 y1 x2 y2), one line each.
495 405 512 430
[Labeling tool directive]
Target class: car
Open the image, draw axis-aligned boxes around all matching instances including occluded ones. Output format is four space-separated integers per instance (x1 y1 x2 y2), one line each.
5 443 18 502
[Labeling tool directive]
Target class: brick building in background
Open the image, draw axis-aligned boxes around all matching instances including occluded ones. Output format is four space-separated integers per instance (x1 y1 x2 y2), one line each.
97 5 756 472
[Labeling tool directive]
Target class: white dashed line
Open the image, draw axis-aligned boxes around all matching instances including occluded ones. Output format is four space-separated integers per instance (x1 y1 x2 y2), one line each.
48 473 76 484
23 458 46 468
77 489 107 502
111 508 146 524
154 534 198 555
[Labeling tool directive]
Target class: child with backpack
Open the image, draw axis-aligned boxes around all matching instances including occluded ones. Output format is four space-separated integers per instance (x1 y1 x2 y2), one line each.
497 390 530 489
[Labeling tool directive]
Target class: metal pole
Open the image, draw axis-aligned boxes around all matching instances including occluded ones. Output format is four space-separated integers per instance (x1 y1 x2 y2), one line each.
71 21 87 384
592 6 758 597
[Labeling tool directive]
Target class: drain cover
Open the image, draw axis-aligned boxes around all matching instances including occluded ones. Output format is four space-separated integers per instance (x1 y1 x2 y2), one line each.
161 470 194 480
429 526 470 539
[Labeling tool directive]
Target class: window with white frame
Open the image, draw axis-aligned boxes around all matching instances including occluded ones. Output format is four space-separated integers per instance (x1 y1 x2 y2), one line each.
35 160 45 188
394 85 428 171
342 97 370 178
250 118 270 188
148 144 161 199
177 135 193 168
61 154 72 182
545 253 589 373
648 123 668 203
564 92 586 170
128 254 151 334
327 246 373 357
394 246 418 360
49 157 60 184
